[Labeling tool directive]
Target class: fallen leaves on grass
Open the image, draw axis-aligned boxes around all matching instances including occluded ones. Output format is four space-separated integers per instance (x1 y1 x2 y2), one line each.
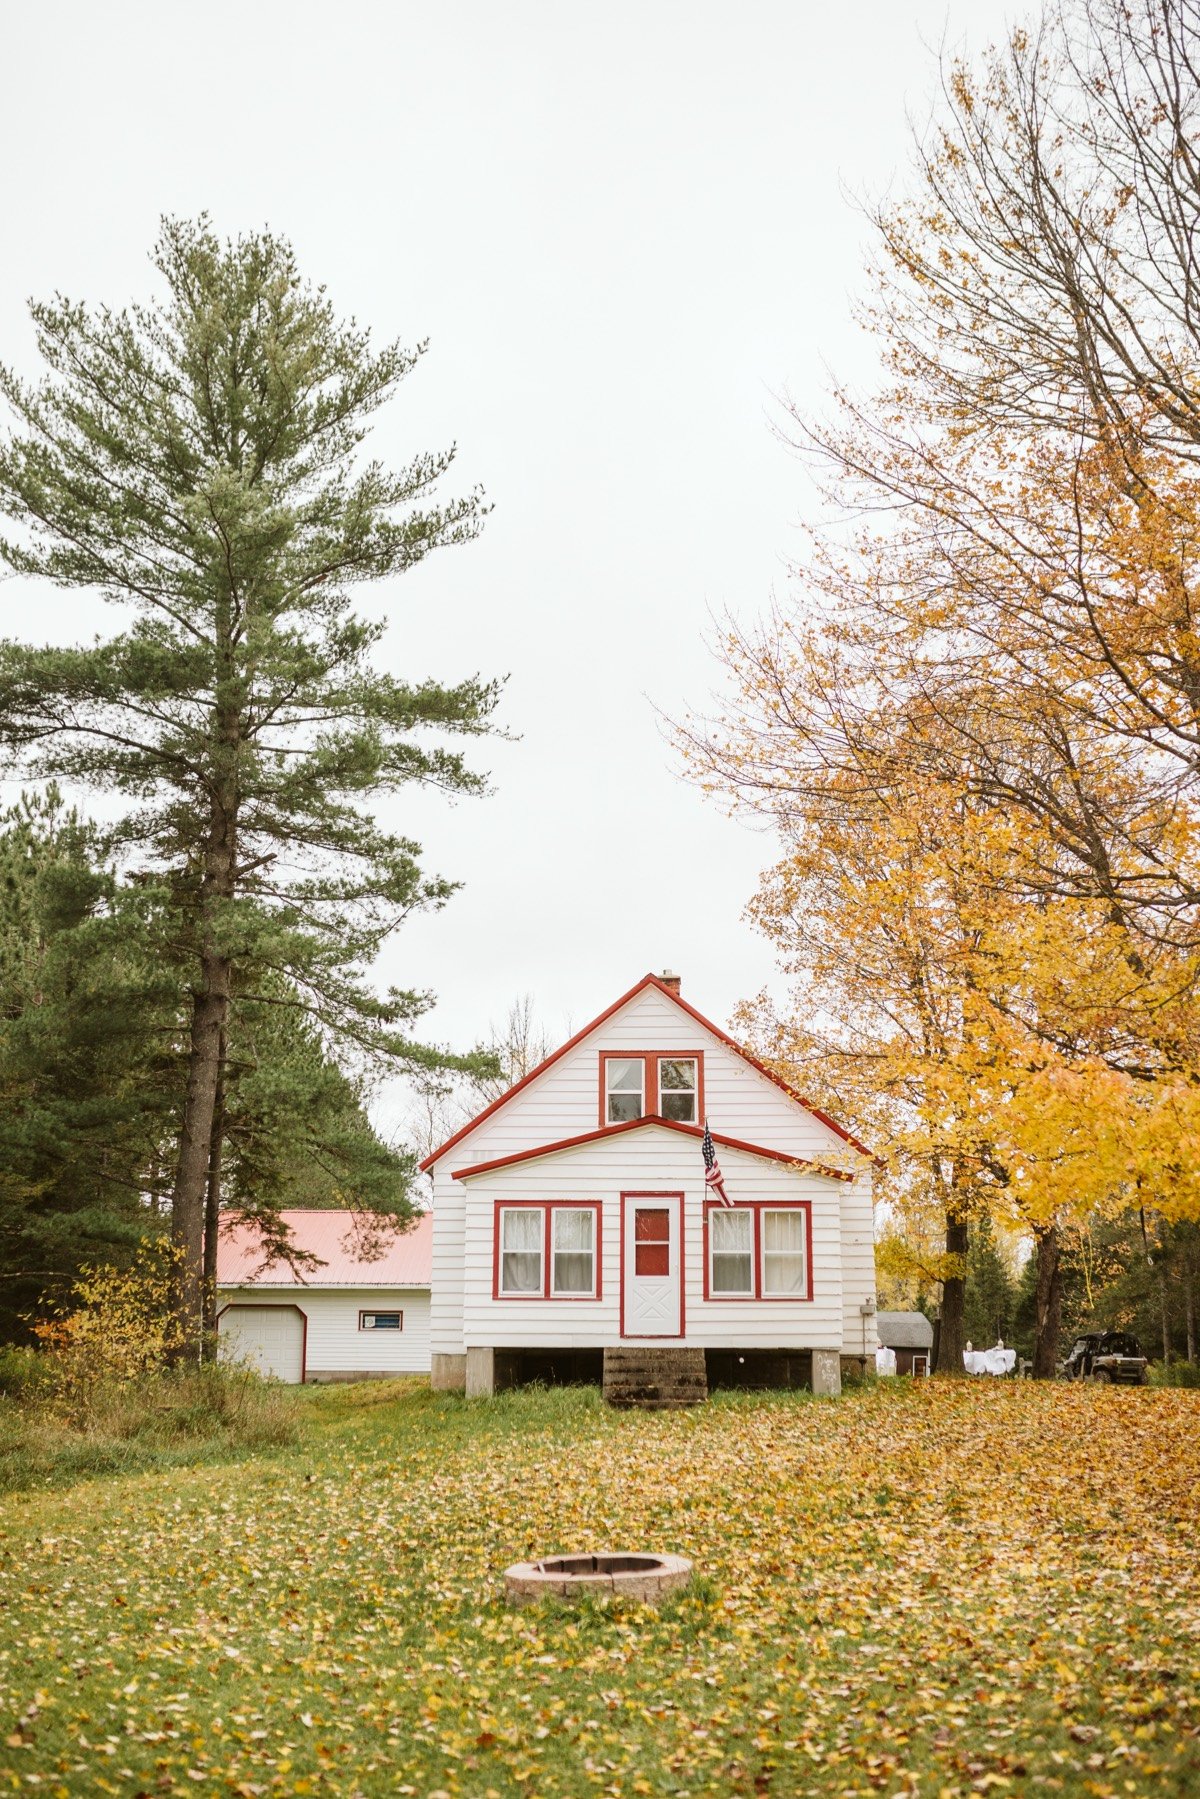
0 1378 1197 1796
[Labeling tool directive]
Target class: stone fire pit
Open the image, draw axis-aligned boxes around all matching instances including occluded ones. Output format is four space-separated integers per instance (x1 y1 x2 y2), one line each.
504 1551 693 1608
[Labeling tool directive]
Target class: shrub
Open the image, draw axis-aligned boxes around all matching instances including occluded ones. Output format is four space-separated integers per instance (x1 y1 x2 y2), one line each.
1148 1360 1200 1389
0 1243 299 1490
31 1238 183 1420
0 1361 299 1493
0 1343 56 1402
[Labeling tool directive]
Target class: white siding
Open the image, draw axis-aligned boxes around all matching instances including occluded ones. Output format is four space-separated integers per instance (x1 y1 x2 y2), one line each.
431 1181 466 1360
437 985 860 1173
839 1170 879 1360
217 1287 431 1380
459 1128 845 1351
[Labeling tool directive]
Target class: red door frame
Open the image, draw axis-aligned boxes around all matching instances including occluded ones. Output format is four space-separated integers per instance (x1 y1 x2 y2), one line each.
619 1191 685 1340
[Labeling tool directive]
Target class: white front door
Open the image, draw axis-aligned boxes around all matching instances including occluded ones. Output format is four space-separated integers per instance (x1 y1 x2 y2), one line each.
622 1194 682 1337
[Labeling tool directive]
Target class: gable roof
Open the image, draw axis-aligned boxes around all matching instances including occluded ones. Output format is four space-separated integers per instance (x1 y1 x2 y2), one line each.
876 1310 935 1350
450 1113 856 1182
216 1209 432 1288
421 971 875 1170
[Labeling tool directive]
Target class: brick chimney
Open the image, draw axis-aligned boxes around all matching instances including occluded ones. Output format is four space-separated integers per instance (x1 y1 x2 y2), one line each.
660 969 681 995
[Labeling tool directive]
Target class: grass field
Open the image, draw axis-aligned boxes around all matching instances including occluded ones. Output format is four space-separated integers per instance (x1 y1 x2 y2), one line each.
0 1377 1197 1798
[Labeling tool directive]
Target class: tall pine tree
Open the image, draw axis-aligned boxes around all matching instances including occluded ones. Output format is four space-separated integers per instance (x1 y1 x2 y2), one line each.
0 218 500 1354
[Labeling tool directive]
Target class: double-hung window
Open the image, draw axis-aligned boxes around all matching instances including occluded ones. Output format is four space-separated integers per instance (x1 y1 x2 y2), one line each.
762 1210 807 1294
605 1057 645 1123
496 1204 600 1299
552 1208 596 1294
709 1209 754 1295
658 1058 697 1123
498 1208 543 1295
706 1203 810 1299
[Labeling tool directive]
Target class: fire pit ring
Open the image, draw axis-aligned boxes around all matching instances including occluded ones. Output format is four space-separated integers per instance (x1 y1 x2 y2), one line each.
504 1551 693 1608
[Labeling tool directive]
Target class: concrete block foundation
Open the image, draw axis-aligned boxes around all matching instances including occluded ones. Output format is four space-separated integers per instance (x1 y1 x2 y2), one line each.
431 1353 466 1392
464 1347 522 1397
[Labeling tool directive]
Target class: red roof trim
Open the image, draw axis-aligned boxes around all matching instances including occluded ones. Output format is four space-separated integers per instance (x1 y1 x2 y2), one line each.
420 973 663 1169
421 973 876 1170
449 1113 856 1182
655 983 879 1164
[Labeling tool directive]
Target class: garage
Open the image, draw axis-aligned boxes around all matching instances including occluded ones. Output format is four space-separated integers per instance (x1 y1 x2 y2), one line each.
217 1304 306 1382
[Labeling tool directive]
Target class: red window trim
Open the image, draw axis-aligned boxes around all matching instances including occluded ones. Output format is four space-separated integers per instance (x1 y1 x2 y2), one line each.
702 1200 813 1303
619 1191 686 1340
491 1200 603 1302
598 1050 705 1129
358 1308 404 1331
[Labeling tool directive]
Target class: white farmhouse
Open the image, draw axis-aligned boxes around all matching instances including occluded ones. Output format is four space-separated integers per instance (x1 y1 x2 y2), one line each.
424 972 878 1401
216 1209 432 1382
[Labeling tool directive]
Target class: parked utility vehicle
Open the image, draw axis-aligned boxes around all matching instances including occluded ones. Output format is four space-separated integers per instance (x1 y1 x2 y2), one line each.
1061 1331 1148 1385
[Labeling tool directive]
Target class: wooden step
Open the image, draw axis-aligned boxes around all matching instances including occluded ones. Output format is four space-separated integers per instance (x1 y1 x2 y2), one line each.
603 1346 709 1409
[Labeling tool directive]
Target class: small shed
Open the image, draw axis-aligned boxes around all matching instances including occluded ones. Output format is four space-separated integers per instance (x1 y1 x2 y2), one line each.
875 1310 934 1376
216 1209 432 1383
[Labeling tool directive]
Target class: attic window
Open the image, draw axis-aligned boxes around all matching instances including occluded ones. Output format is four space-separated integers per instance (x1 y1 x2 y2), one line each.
599 1052 705 1128
658 1058 697 1123
605 1057 644 1123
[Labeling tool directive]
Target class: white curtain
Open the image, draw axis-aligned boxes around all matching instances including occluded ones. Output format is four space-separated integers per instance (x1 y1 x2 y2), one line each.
501 1209 542 1294
710 1209 753 1294
762 1211 806 1294
552 1210 594 1293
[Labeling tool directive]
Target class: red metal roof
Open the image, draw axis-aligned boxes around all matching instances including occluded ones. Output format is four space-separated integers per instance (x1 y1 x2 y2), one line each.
216 1209 432 1288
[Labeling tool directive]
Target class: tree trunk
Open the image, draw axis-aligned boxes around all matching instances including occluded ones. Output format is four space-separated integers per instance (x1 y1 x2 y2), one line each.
170 962 231 1360
1186 1268 1196 1365
1159 1272 1172 1366
934 1213 968 1376
1032 1222 1063 1378
200 1031 226 1363
170 763 238 1362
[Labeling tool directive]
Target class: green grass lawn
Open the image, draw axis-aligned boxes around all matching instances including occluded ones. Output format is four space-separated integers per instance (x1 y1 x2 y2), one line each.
1 1377 1197 1797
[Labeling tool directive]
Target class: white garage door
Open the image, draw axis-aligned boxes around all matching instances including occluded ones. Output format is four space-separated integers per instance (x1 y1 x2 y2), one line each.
218 1306 304 1382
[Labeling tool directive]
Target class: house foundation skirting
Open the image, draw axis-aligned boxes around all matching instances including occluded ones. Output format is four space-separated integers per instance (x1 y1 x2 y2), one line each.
464 1347 523 1397
458 1345 845 1400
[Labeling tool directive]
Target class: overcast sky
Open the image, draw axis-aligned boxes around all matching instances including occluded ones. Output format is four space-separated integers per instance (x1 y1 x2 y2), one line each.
0 0 1017 1124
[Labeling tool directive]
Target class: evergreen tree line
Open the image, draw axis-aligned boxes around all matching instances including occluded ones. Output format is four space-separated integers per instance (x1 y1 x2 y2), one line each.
0 787 431 1343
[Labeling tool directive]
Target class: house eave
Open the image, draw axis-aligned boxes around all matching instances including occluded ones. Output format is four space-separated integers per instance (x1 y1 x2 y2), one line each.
449 1113 857 1182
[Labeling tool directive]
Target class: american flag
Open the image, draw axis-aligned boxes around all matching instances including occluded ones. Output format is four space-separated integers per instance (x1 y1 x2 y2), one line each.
702 1119 732 1206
